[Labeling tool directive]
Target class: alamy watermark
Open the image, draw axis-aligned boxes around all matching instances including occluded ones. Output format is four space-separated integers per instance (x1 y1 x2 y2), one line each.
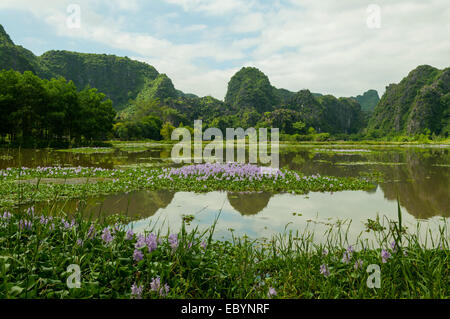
66 264 81 289
366 4 381 29
366 264 381 288
170 120 279 170
66 4 81 29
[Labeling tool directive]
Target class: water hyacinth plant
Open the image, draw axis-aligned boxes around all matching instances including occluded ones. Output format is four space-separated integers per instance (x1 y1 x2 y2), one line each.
0 206 447 299
0 163 375 209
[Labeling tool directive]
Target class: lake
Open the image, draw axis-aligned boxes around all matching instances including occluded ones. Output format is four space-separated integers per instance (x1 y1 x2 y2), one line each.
1 143 449 244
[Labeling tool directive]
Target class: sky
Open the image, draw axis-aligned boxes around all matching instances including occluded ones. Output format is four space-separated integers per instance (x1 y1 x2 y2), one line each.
0 0 449 100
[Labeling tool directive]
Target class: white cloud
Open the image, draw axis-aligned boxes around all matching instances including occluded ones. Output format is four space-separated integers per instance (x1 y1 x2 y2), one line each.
164 0 250 15
0 0 449 99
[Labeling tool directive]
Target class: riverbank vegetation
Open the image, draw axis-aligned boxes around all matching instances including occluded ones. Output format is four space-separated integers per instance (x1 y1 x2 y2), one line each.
0 69 116 148
0 163 375 209
0 204 447 299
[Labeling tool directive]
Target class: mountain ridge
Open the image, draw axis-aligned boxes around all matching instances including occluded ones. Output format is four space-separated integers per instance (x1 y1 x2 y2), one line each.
1 24 448 138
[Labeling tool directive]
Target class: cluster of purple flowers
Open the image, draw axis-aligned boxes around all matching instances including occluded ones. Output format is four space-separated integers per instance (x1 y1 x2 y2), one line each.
18 219 33 231
62 218 76 230
87 224 96 239
168 234 179 250
381 249 391 263
130 277 171 299
133 249 144 262
150 277 170 297
341 246 354 264
0 166 120 180
133 233 162 261
0 211 12 225
159 163 287 183
354 259 364 270
126 229 134 240
268 287 277 298
320 264 330 277
131 283 143 299
390 241 398 253
101 227 114 244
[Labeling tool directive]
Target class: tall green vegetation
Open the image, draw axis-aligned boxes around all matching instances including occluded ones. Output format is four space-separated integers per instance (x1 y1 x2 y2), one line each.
368 65 449 137
225 67 280 113
39 50 159 110
1 24 448 142
0 69 116 147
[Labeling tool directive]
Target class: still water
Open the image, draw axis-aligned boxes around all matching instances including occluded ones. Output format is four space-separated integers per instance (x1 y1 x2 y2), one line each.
2 144 449 242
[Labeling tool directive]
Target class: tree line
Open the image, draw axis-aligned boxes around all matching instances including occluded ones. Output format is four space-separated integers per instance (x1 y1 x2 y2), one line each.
0 69 116 147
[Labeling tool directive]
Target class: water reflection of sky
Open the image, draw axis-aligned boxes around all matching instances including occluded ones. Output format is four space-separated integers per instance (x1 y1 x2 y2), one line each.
130 188 448 245
6 145 448 245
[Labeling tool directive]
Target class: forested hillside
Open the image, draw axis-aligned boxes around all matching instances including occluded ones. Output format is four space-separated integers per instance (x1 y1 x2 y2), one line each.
368 65 449 137
1 24 448 142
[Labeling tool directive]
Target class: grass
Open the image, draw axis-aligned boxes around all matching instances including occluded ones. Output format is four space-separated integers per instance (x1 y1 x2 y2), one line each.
0 203 448 299
56 147 115 154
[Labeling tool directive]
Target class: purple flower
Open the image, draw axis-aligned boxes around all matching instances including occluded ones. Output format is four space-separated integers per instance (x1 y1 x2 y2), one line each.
76 239 84 247
150 277 169 297
390 241 398 253
18 219 32 231
342 251 352 264
168 234 178 250
87 224 96 239
62 218 76 230
126 229 134 240
101 228 114 244
39 215 49 225
160 284 170 297
268 287 277 298
381 249 391 263
150 277 161 292
320 264 330 277
200 241 207 250
131 283 143 299
135 235 146 249
354 259 363 270
133 249 144 262
322 249 328 256
146 233 158 252
1 211 11 220
347 245 354 253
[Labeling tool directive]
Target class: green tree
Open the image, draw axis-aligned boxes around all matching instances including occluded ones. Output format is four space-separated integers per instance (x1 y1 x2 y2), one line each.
160 122 175 140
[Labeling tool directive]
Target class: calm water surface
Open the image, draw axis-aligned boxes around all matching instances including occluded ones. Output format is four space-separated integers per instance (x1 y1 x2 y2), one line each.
2 144 449 242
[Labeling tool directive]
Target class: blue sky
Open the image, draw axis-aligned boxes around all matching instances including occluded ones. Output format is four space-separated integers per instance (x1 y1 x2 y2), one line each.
0 0 449 100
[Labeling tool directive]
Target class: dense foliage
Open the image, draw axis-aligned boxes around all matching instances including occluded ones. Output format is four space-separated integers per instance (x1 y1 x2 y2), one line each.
0 205 448 298
368 65 449 137
0 70 116 147
0 163 375 209
1 24 448 143
225 67 280 113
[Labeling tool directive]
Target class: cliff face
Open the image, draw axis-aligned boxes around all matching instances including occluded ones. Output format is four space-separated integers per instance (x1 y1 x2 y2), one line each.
0 24 164 110
225 67 280 113
135 74 178 101
39 50 159 110
352 89 380 113
2 23 448 136
368 65 449 135
0 25 43 75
